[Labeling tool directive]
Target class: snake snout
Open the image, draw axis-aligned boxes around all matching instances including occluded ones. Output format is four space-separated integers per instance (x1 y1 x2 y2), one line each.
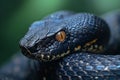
19 44 36 57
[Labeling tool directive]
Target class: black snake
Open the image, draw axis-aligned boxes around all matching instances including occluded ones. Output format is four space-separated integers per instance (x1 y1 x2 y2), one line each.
0 11 120 80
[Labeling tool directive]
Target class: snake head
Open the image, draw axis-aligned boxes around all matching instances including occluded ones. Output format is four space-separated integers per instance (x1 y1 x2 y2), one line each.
19 12 110 62
19 19 69 61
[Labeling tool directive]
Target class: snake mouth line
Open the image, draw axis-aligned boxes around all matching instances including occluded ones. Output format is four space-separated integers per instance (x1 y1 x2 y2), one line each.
36 50 70 61
20 45 71 61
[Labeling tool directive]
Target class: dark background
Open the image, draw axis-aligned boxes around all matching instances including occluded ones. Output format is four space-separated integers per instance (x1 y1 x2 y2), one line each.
0 0 120 65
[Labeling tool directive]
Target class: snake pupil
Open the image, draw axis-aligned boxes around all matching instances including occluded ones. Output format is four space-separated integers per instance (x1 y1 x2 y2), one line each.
55 31 66 42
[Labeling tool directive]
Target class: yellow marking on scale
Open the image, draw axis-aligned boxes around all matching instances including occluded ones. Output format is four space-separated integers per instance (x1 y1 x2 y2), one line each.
89 45 104 53
98 45 104 52
56 54 60 58
61 53 66 57
61 50 70 57
87 45 93 51
74 45 81 51
94 45 98 48
91 49 97 52
84 39 98 47
99 45 103 50
91 45 98 52
47 55 50 60
41 54 44 59
51 55 56 60
66 50 70 54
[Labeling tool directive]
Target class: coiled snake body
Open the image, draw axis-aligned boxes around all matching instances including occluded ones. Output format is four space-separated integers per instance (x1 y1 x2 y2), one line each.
0 11 120 80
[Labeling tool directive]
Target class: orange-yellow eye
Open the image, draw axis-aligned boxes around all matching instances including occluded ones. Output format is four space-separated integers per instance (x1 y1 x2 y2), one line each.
55 31 66 42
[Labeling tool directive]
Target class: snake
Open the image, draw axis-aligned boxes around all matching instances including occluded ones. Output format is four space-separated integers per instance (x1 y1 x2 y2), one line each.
0 10 120 80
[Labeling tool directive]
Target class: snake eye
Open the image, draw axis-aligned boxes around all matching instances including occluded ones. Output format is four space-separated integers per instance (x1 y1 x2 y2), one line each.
55 31 66 42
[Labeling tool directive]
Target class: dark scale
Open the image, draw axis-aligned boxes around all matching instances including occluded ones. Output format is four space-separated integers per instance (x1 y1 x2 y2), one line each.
1 10 120 80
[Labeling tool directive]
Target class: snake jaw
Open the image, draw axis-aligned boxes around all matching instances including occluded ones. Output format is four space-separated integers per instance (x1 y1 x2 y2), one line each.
82 44 104 53
37 54 52 61
20 42 70 62
35 50 71 62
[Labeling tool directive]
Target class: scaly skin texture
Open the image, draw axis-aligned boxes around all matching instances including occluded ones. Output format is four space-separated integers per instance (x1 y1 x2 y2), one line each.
0 11 120 80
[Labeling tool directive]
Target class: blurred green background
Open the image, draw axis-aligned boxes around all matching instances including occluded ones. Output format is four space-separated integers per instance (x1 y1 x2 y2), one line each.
0 0 120 65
